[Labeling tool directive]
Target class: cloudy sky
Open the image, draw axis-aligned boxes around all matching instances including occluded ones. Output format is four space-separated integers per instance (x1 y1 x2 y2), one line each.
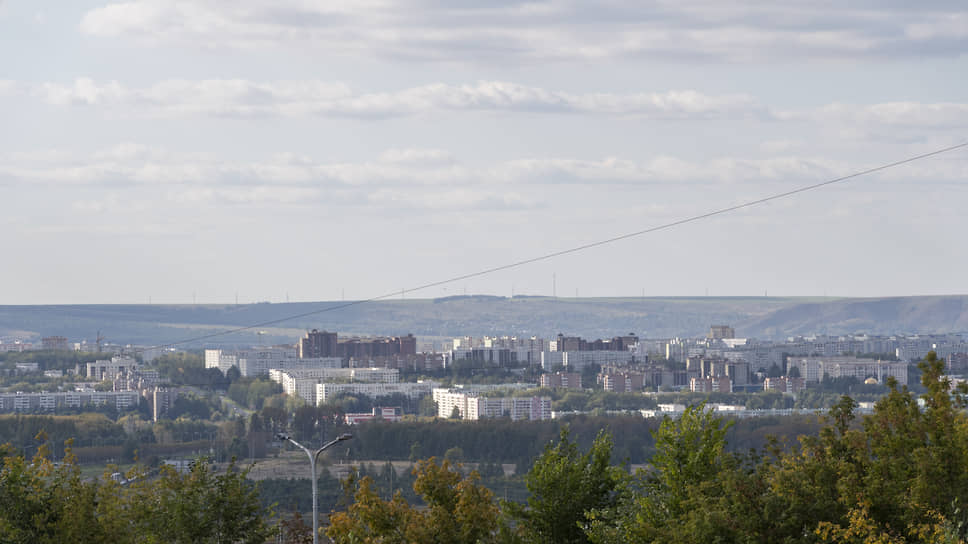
2 1 967 305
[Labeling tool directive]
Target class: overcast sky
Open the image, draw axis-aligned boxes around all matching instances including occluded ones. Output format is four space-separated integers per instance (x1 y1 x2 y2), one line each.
2 1 967 305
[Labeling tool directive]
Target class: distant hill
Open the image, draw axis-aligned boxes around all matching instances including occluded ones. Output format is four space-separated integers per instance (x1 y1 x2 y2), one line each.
1 295 966 347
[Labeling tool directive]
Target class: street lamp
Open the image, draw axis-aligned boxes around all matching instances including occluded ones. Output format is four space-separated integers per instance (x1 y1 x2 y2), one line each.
276 432 353 544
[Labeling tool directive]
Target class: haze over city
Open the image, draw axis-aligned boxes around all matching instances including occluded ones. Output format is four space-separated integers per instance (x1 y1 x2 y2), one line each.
2 1 966 305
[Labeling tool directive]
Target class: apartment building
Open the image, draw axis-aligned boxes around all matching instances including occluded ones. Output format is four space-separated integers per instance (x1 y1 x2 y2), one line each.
299 329 338 358
788 356 908 385
599 372 644 392
316 381 439 405
0 390 140 413
540 372 582 389
464 396 551 421
205 347 340 377
690 376 732 393
763 376 806 394
86 356 138 381
433 384 538 418
270 367 400 405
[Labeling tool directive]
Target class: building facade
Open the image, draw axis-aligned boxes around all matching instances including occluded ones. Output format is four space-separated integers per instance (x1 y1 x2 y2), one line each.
299 329 338 358
788 356 908 385
540 372 582 389
0 390 140 412
87 356 139 381
270 367 400 405
316 381 439 405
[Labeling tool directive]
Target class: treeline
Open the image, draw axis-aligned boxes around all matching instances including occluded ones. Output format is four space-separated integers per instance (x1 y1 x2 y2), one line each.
0 412 258 464
154 351 230 388
0 449 273 543
0 413 127 459
0 400 825 470
343 413 823 467
258 461 529 516
330 352 968 544
0 349 104 372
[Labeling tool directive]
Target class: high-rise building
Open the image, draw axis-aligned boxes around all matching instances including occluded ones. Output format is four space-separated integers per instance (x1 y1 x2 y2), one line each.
690 376 732 393
86 356 138 381
708 326 736 340
540 372 582 389
339 334 417 358
599 372 644 392
299 329 338 358
787 356 908 385
42 336 70 351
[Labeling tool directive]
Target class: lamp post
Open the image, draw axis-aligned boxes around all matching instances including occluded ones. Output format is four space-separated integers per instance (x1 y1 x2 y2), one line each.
276 432 352 544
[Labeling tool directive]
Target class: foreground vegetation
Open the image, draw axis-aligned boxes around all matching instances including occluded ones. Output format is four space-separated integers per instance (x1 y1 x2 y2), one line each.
330 352 968 543
0 443 272 543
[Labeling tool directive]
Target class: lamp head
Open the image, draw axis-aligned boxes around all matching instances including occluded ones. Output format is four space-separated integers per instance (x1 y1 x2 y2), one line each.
337 433 353 441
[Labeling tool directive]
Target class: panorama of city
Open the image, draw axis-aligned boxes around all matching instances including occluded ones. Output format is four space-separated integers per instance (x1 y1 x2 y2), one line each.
3 318 968 542
4 0 968 542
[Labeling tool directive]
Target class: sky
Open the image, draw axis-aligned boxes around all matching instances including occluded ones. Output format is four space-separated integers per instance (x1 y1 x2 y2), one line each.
1 0 967 305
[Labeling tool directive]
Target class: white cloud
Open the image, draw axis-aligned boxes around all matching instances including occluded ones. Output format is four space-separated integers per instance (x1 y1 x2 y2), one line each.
493 155 847 185
78 1 968 63
0 79 21 95
759 140 802 153
3 144 964 208
22 78 762 120
37 78 126 106
367 188 540 211
379 148 455 165
802 102 968 129
15 77 968 132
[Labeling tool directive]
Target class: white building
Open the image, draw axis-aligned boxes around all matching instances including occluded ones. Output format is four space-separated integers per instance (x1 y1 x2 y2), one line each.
316 381 439 405
270 367 400 405
433 385 546 420
788 356 908 385
0 390 140 412
446 347 521 367
205 347 337 377
559 350 635 372
86 356 138 381
465 396 551 421
540 351 565 370
0 341 31 352
432 389 551 421
345 407 404 424
452 336 483 349
205 349 239 374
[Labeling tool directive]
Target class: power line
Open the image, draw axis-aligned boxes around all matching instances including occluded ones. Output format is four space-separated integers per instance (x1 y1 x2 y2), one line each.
147 141 968 351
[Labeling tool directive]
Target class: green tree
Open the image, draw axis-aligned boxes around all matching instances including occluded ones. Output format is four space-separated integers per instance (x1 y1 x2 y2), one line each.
131 459 273 544
506 428 622 544
444 446 464 465
0 437 273 543
409 441 423 463
585 404 746 544
327 458 500 544
765 351 968 543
